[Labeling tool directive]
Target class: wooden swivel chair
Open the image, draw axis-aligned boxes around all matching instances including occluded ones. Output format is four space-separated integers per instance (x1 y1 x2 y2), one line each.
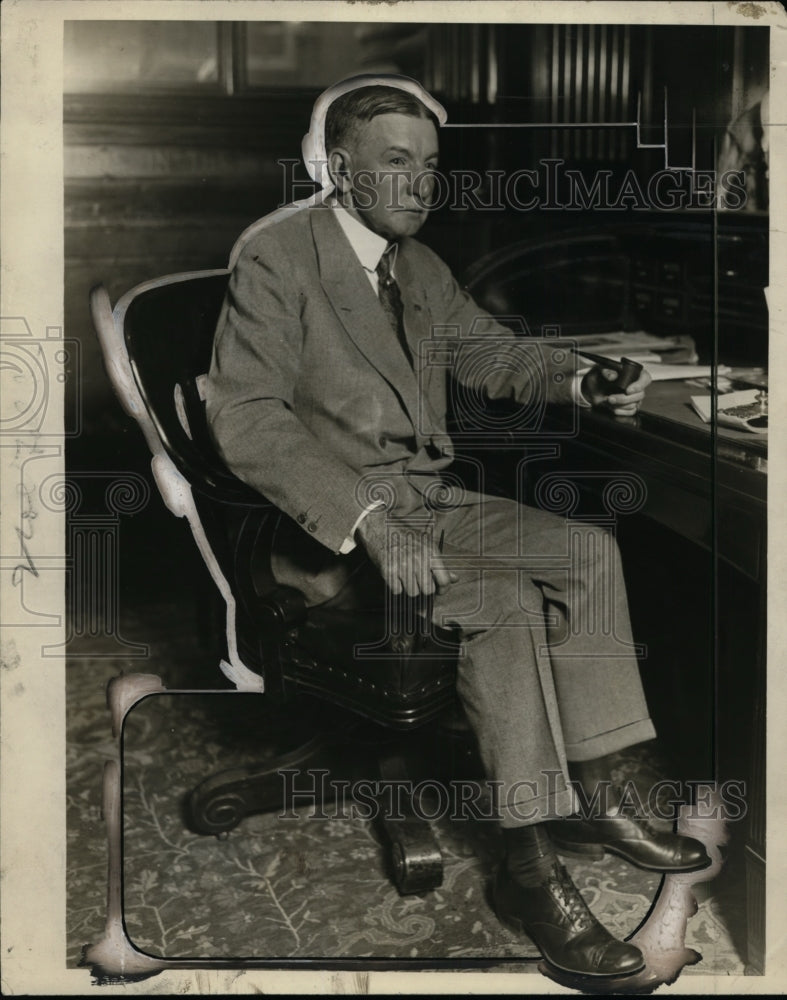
90 270 482 895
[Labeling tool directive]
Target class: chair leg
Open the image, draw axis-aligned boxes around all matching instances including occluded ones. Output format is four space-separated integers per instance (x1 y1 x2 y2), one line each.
186 733 357 836
378 813 445 895
375 750 444 895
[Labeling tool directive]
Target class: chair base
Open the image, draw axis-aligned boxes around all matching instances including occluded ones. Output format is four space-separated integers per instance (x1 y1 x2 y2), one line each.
186 711 483 895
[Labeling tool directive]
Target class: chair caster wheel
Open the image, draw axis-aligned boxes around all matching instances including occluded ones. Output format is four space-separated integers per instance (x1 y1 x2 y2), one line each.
389 831 443 895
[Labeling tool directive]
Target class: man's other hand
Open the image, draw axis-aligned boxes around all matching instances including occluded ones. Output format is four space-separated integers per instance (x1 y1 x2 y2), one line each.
581 366 652 418
356 509 458 598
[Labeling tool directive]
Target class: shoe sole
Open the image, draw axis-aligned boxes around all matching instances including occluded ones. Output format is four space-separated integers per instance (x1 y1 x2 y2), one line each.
550 837 714 874
493 902 646 978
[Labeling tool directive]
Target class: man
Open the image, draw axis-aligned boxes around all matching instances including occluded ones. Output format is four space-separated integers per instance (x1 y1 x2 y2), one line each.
206 76 709 979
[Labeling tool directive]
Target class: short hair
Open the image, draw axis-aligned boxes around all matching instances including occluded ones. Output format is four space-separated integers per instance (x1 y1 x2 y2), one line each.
324 85 440 153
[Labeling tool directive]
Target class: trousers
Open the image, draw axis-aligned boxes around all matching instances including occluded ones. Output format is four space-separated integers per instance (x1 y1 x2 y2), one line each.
427 495 655 826
274 490 656 827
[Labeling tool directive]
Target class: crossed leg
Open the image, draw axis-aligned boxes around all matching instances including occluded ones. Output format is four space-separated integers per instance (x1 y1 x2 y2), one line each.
429 496 655 826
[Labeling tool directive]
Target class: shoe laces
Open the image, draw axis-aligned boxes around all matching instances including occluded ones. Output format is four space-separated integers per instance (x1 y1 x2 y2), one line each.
546 864 594 932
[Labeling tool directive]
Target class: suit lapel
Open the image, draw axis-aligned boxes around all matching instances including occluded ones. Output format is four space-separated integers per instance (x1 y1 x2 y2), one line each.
311 207 424 432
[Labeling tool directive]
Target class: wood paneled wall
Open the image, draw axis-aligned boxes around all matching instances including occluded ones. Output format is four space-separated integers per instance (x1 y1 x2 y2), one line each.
65 92 320 439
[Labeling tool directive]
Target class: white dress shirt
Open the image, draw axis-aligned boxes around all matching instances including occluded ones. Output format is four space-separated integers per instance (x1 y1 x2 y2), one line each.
331 199 396 295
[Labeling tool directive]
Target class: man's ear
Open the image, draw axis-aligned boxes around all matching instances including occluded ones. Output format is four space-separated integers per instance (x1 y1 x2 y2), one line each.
328 148 353 194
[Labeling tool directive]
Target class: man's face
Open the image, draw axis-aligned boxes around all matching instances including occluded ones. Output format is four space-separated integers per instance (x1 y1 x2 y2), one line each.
337 112 439 240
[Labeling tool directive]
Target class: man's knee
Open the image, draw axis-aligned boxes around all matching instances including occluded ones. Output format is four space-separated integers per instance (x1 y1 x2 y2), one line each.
441 566 545 635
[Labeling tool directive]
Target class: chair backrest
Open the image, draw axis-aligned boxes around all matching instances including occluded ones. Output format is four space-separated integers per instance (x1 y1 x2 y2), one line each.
94 268 461 718
116 271 262 505
93 269 285 691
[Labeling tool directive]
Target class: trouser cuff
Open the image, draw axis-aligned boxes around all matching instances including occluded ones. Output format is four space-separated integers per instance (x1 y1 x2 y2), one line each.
564 718 657 763
498 776 579 828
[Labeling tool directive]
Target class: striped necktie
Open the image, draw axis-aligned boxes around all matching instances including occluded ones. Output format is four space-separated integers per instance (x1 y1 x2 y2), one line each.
375 243 412 366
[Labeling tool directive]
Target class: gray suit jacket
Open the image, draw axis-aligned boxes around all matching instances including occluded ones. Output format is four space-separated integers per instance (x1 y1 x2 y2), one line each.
206 203 578 575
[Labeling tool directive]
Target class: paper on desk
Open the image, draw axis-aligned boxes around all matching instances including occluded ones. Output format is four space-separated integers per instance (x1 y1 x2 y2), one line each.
642 363 731 382
573 331 678 350
689 388 768 434
572 332 703 373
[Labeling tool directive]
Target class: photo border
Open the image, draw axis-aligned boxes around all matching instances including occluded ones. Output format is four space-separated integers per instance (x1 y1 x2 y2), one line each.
2 0 786 994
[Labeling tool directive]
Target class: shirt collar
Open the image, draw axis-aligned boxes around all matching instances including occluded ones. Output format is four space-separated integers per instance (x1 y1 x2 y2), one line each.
331 198 396 275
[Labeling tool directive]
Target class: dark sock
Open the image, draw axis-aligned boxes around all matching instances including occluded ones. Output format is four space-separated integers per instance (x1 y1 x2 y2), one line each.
569 753 622 817
502 823 558 886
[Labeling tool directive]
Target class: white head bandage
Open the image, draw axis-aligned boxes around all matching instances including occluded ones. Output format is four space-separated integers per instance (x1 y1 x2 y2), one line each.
301 73 448 193
230 75 446 267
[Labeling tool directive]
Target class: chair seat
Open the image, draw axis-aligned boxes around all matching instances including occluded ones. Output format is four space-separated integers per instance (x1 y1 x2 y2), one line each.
287 608 459 728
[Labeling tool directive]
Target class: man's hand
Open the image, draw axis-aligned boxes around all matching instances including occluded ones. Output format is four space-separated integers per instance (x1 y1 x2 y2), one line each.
356 508 458 598
581 365 652 418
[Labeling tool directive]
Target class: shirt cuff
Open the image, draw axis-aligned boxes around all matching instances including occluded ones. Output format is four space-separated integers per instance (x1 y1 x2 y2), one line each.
338 500 385 554
572 370 592 408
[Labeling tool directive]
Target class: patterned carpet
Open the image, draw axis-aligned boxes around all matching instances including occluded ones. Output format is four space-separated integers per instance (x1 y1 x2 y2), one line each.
119 693 662 963
66 605 749 982
64 499 750 981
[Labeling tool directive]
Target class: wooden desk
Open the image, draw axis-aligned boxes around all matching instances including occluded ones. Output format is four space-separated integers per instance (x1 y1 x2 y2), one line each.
530 379 766 974
559 380 766 578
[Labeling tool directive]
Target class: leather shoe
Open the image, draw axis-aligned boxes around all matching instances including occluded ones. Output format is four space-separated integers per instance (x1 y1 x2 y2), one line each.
492 861 645 978
549 815 711 873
